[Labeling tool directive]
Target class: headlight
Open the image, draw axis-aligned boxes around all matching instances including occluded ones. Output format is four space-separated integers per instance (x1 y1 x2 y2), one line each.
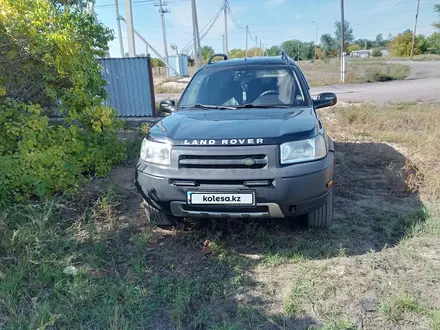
140 139 171 165
280 135 327 165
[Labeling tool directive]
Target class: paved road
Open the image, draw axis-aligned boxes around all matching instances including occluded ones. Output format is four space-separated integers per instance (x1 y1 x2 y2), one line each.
156 61 440 104
311 61 440 103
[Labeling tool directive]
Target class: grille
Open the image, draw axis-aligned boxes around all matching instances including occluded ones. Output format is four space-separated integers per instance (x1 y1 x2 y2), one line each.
178 154 267 169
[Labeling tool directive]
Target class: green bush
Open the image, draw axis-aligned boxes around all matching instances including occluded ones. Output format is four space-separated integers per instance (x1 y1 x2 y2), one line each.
0 0 126 207
0 100 125 207
371 48 383 57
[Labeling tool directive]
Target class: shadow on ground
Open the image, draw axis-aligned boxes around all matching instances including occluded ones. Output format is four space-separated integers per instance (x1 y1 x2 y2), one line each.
164 142 425 261
58 141 426 329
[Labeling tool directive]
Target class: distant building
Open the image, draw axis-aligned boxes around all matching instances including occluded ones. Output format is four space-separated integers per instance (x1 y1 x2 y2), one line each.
350 50 372 58
350 49 389 58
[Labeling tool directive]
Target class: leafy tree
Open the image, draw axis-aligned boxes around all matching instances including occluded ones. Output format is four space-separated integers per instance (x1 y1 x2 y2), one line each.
334 20 355 51
229 48 245 58
282 40 301 60
434 4 440 30
320 34 338 57
280 40 315 60
347 44 361 54
354 39 374 49
266 45 282 56
51 0 89 8
200 45 215 61
151 57 165 67
426 32 440 54
246 47 264 57
375 33 385 47
0 0 126 206
389 31 427 57
228 48 265 58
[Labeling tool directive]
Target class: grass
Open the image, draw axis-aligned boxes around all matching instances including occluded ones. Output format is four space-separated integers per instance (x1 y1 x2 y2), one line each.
2 101 440 329
297 59 410 86
378 294 425 322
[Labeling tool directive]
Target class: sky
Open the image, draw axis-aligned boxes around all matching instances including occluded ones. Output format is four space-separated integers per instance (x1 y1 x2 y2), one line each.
93 0 439 58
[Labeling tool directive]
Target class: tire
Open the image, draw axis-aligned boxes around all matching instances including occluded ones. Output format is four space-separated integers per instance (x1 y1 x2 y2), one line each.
142 200 178 228
307 187 334 228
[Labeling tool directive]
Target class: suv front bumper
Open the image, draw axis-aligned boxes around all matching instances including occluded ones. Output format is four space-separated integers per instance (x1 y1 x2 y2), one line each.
135 147 334 219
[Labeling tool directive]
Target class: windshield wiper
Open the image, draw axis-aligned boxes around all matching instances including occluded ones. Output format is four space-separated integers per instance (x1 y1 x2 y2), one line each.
181 104 237 110
235 104 292 109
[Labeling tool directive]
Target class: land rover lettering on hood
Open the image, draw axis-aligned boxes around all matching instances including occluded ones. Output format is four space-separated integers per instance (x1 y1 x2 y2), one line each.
135 52 337 229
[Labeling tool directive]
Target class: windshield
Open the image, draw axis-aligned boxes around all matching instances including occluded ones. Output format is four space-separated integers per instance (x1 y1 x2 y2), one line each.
179 65 310 109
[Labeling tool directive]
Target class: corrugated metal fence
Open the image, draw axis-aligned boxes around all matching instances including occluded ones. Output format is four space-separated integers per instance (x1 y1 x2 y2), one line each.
97 57 156 117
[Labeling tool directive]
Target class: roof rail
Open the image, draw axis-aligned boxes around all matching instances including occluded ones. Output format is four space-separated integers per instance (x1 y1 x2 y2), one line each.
208 53 228 64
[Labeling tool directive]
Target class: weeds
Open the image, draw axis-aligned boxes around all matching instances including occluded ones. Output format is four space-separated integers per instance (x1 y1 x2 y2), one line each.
284 278 312 315
378 294 424 322
428 310 440 330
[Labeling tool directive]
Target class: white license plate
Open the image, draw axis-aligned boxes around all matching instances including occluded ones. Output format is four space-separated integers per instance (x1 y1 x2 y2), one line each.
187 192 255 205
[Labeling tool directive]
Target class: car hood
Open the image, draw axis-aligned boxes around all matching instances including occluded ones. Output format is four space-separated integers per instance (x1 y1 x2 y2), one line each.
149 108 319 146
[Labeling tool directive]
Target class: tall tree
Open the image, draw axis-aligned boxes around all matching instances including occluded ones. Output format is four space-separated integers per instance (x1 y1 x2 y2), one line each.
320 34 338 56
434 4 440 30
228 48 245 58
266 45 282 56
200 45 215 61
426 32 440 54
389 31 427 56
375 33 385 47
354 39 374 49
334 20 354 50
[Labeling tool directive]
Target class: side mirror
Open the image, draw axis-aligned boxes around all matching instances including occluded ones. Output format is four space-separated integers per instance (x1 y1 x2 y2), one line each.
314 92 337 109
159 99 176 116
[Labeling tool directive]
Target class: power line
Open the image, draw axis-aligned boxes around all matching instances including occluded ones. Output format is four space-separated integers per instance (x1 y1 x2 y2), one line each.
227 2 245 31
369 0 408 20
181 2 224 52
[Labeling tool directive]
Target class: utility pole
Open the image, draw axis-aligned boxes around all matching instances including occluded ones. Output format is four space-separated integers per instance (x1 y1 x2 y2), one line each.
312 21 318 60
191 0 202 67
124 0 136 57
255 36 258 56
340 0 346 82
191 0 198 67
222 34 225 53
224 0 228 54
194 1 202 64
115 0 125 57
155 0 170 77
410 0 421 60
245 25 249 58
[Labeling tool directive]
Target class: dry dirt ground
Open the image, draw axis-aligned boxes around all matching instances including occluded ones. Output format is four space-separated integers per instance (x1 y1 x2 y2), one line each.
87 102 440 329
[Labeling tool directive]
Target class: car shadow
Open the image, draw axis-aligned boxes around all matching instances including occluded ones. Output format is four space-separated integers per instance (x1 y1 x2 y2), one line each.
175 141 426 260
74 141 426 330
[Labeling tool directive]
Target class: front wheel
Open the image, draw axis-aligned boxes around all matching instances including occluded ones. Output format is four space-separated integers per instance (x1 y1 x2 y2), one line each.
307 187 334 228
